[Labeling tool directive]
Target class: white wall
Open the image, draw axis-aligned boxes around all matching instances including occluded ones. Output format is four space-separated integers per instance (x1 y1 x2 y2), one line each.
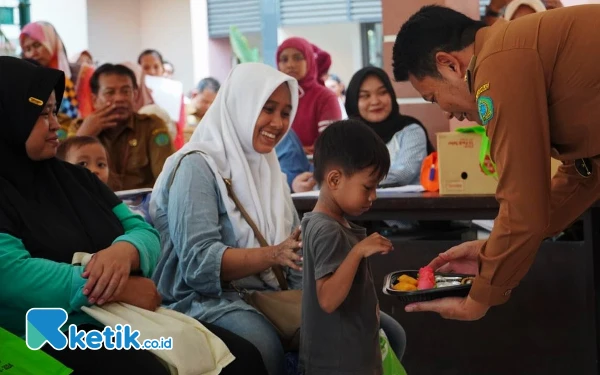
87 0 141 64
87 0 196 92
190 0 210 84
139 0 195 91
30 0 89 57
278 23 363 85
1 0 88 57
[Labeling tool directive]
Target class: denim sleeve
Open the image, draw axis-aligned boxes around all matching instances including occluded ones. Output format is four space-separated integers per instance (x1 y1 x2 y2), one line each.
381 124 429 186
276 131 312 189
166 154 229 296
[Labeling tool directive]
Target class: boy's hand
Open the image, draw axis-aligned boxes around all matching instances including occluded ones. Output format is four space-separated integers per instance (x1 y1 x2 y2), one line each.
352 232 393 258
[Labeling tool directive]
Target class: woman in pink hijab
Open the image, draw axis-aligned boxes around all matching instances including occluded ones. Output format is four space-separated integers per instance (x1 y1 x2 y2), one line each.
277 37 341 154
20 21 95 122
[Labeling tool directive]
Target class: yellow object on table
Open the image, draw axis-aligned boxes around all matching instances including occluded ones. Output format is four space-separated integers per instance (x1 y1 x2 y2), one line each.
393 282 417 292
398 275 418 286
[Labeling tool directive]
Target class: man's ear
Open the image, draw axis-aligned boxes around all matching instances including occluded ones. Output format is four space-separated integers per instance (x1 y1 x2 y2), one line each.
435 51 464 78
91 93 98 111
326 169 342 191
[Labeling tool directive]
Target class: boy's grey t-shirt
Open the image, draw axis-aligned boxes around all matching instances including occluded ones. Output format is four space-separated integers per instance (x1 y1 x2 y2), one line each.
300 212 382 375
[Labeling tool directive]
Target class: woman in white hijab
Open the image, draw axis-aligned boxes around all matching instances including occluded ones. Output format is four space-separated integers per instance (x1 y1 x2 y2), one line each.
151 63 301 375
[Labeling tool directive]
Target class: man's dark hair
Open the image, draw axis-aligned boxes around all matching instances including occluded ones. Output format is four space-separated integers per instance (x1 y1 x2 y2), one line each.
57 136 105 160
138 49 164 65
197 77 220 93
313 119 390 184
392 5 486 81
90 63 138 94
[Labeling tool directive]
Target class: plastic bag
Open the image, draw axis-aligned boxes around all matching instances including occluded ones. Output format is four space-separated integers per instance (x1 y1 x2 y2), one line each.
0 327 72 375
380 329 407 375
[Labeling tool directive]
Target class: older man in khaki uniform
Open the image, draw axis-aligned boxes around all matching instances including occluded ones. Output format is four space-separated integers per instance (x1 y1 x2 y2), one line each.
392 5 600 320
69 63 174 191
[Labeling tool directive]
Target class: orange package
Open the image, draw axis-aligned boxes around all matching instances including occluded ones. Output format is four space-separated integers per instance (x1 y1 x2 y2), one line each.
420 152 439 192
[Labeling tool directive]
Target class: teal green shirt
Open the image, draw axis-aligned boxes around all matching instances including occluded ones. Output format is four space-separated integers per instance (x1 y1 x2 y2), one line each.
0 203 160 337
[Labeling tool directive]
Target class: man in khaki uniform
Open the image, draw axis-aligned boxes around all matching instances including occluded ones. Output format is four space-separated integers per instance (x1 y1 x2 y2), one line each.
69 63 174 191
392 5 600 320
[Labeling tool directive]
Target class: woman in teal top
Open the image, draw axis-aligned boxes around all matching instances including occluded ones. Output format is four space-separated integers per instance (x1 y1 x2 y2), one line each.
0 57 267 375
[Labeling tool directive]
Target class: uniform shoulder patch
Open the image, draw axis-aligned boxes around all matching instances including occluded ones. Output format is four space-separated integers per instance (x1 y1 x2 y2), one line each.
478 96 494 126
475 82 489 100
153 132 171 147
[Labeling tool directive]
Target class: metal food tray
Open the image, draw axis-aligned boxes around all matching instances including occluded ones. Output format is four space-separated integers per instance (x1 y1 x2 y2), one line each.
382 270 473 303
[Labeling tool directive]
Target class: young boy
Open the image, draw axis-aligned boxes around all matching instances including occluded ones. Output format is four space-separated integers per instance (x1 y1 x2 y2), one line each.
57 136 152 224
57 136 110 184
300 119 394 375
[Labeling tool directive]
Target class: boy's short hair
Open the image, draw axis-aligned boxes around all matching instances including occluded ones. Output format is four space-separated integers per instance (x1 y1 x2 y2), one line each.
57 136 105 160
313 119 390 184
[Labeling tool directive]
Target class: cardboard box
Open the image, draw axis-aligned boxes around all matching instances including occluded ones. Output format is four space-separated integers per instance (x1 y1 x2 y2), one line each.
437 132 561 196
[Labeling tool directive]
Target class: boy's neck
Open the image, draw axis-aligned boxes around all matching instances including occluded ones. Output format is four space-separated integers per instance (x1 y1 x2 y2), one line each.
313 191 350 228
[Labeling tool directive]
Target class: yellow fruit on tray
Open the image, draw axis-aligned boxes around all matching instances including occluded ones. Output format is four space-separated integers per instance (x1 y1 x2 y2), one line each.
397 275 418 286
393 282 417 292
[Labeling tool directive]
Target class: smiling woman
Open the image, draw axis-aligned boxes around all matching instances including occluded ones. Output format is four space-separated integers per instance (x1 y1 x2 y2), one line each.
253 84 293 154
150 63 301 375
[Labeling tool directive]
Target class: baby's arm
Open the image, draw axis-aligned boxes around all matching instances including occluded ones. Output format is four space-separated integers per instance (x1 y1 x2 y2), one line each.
315 232 393 313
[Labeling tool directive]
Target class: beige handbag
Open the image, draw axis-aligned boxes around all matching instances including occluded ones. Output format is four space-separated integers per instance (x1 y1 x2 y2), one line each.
169 151 302 351
72 254 235 375
222 178 302 351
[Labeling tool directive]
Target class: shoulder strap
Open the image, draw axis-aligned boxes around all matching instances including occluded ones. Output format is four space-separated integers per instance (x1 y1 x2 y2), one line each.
167 150 205 189
223 178 289 291
168 150 289 290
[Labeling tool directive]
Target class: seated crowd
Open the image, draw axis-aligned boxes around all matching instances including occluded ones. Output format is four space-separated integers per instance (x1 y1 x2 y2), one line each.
1 1 562 371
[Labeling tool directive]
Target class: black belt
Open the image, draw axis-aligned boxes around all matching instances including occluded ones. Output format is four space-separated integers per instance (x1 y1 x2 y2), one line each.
575 158 593 178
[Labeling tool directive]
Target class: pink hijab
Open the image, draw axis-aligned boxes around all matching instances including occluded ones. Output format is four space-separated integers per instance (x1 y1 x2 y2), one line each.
20 21 71 77
277 37 341 148
312 44 331 86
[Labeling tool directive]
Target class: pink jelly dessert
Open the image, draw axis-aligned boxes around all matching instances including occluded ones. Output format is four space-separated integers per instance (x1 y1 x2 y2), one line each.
417 266 436 290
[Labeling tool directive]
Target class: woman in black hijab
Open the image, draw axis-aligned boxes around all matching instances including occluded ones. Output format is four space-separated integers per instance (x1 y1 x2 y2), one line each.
0 57 268 375
345 66 434 186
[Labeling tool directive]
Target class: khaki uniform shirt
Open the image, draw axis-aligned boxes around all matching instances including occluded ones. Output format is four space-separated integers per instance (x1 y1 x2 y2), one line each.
69 113 175 191
468 5 600 306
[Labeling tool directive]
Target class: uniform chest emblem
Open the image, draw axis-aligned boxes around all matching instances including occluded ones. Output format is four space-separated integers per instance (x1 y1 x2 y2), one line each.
154 133 170 147
478 96 494 125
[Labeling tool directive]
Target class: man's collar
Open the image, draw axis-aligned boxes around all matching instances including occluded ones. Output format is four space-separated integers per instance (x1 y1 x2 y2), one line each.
124 113 136 130
465 55 477 95
465 25 494 94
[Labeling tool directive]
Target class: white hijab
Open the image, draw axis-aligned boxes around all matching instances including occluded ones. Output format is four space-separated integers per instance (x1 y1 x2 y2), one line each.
504 0 546 20
152 63 299 289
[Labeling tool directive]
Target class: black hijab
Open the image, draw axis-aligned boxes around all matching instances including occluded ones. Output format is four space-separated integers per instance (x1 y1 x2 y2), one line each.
0 56 124 263
345 66 435 154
